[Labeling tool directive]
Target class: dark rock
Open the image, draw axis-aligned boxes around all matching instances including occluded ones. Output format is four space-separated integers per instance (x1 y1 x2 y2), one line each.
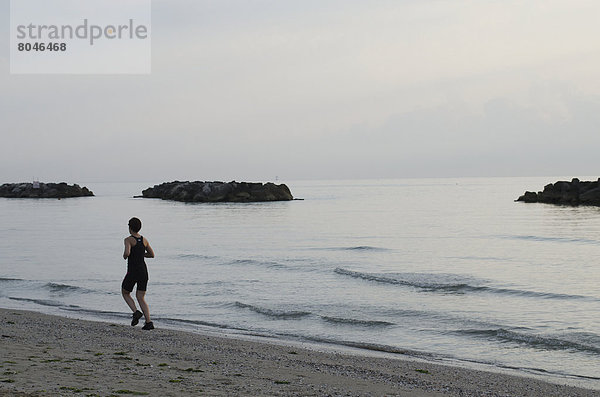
142 181 293 203
0 182 94 198
516 178 600 206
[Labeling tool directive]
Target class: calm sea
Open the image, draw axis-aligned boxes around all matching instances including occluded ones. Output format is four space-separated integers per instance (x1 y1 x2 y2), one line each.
1 177 600 388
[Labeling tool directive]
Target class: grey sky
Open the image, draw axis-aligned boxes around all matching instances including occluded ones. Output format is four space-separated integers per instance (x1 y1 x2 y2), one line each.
2 0 600 182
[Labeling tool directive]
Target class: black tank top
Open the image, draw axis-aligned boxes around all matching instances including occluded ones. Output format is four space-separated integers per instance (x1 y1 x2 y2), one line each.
127 235 147 274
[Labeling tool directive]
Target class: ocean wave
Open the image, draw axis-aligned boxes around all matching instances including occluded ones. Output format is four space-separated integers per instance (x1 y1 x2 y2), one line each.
2 279 98 296
449 256 508 262
500 235 600 245
43 282 93 294
320 316 394 327
299 335 434 358
344 246 388 251
174 253 219 261
283 333 600 379
161 317 241 330
234 302 311 319
334 268 479 291
334 268 594 300
174 256 302 270
483 287 592 301
455 328 600 355
60 306 125 318
230 259 288 269
315 246 389 252
8 296 78 308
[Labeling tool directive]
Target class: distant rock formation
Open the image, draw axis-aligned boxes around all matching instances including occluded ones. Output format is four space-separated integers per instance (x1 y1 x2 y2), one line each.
516 178 600 206
0 182 94 198
142 181 293 203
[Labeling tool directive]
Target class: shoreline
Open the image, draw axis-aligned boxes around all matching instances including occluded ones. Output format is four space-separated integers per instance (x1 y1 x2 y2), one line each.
1 308 597 396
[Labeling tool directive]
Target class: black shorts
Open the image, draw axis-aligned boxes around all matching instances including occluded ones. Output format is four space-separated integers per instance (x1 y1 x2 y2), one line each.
122 272 148 292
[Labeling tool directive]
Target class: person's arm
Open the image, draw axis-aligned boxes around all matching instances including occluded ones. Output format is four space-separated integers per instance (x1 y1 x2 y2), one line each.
123 237 132 259
144 238 155 258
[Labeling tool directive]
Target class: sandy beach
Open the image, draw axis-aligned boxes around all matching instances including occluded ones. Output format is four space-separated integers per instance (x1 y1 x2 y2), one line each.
0 309 597 396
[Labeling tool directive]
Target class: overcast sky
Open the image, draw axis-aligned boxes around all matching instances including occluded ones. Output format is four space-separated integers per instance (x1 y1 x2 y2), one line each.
2 0 600 183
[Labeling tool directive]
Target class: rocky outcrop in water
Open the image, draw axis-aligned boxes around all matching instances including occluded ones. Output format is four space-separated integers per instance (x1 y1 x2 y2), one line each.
516 178 600 206
0 182 94 198
142 181 293 203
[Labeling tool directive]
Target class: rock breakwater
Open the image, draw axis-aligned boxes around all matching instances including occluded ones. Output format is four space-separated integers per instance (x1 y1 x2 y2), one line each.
0 182 94 198
516 178 600 206
142 181 293 202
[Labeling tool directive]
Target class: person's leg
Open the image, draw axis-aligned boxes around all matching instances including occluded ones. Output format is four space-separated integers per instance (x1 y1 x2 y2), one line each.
136 290 151 323
122 288 137 312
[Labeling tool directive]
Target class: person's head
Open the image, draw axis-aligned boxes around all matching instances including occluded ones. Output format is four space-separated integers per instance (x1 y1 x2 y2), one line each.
128 217 142 233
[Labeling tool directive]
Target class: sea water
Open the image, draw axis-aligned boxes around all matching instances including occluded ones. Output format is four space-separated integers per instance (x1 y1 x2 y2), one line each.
1 177 599 388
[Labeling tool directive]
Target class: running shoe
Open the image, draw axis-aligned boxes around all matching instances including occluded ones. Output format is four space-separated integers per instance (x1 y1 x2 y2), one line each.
131 310 143 326
142 321 154 330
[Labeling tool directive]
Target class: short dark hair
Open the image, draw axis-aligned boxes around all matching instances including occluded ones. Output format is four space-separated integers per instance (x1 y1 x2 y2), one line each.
128 217 142 233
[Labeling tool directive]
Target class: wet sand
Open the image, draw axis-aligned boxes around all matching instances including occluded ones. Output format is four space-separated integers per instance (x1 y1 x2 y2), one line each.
0 308 596 396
